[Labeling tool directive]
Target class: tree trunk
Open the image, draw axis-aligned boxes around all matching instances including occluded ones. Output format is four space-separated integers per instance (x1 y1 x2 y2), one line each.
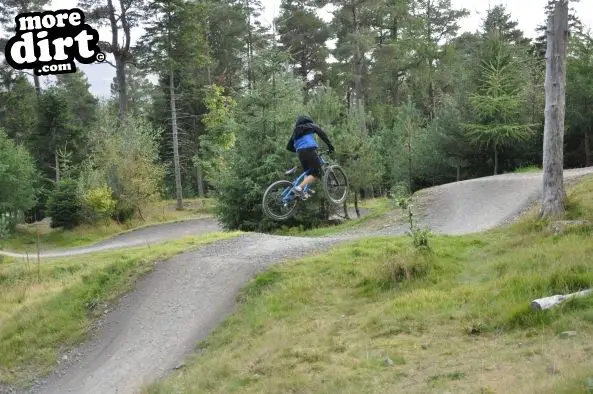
352 4 365 133
408 117 412 194
354 192 360 218
192 116 205 198
343 201 350 219
33 75 41 98
115 57 127 119
246 0 253 90
494 146 498 175
107 0 128 119
584 130 591 167
196 160 205 198
169 71 183 210
456 165 460 182
55 151 60 183
540 0 568 219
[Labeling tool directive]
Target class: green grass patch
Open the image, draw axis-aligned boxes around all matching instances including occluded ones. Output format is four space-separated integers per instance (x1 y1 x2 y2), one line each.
0 198 216 252
0 230 239 386
513 165 542 173
146 176 593 393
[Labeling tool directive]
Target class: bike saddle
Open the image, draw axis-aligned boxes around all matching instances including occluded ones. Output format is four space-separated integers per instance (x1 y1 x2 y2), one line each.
285 167 297 175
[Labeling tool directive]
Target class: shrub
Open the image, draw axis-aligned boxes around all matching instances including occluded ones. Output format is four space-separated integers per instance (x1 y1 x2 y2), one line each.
82 185 116 223
0 215 14 238
85 110 165 221
0 128 39 222
46 179 82 229
111 201 135 223
395 196 433 251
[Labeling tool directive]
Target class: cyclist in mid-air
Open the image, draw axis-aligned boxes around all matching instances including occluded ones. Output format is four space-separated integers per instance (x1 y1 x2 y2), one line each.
286 115 335 200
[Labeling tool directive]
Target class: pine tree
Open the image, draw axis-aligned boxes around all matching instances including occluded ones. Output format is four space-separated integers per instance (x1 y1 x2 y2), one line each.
462 33 538 175
481 4 531 46
0 0 50 98
276 0 331 97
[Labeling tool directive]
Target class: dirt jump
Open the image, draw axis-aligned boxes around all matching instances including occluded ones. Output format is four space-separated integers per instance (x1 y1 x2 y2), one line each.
10 167 593 394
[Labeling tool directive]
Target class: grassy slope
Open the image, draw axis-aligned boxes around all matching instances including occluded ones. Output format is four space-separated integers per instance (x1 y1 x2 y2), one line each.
0 229 240 386
0 198 216 251
146 176 593 394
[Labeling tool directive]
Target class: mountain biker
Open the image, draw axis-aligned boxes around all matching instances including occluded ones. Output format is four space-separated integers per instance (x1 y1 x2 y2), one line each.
286 115 335 200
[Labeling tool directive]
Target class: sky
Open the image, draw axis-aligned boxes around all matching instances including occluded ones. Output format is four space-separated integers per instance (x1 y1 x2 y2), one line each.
2 0 592 98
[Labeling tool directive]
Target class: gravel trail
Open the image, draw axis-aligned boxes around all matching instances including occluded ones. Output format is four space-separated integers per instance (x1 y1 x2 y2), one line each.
0 218 222 259
15 167 593 394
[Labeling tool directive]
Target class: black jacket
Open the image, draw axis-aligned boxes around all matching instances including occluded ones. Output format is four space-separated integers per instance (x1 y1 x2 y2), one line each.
286 115 334 153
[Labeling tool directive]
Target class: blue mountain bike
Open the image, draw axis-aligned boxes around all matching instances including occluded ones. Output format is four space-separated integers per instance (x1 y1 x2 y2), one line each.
262 149 349 221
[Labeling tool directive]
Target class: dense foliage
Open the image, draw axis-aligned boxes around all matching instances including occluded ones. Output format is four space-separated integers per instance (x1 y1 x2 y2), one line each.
0 0 591 232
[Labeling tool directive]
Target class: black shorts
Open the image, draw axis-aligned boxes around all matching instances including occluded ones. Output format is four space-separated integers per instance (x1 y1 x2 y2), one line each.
298 148 322 178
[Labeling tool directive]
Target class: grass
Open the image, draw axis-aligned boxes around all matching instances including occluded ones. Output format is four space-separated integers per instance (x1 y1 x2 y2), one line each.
273 197 398 237
145 176 593 394
0 229 240 386
513 165 542 173
0 198 216 252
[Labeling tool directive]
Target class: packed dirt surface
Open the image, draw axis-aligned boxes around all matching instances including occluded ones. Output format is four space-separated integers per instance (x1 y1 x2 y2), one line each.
14 167 593 394
0 218 222 259
410 167 593 235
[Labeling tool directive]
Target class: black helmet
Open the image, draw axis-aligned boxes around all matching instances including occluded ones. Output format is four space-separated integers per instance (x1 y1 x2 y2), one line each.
295 115 313 126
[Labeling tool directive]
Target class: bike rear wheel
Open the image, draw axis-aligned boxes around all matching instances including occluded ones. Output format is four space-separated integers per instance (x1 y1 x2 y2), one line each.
262 180 299 220
323 164 349 205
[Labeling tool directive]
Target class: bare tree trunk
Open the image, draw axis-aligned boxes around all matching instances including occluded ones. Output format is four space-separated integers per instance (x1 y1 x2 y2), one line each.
33 75 41 98
540 0 568 219
494 146 498 175
191 116 205 198
408 116 412 194
196 161 205 198
456 165 460 182
352 4 365 133
106 0 131 119
55 151 60 183
354 192 360 218
116 58 127 118
246 0 253 90
170 71 183 210
585 130 591 167
343 201 350 219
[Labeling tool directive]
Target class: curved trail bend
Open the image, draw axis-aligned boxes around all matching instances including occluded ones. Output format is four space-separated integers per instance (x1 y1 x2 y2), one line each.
17 167 593 394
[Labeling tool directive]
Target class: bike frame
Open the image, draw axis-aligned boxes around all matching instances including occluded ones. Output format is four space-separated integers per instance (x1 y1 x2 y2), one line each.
280 151 329 204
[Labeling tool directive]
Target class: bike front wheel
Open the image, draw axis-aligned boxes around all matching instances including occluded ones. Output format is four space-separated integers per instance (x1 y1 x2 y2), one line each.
323 164 349 205
262 180 299 221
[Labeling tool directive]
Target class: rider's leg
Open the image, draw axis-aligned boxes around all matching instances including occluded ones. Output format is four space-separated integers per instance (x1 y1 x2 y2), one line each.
293 149 321 199
298 174 317 189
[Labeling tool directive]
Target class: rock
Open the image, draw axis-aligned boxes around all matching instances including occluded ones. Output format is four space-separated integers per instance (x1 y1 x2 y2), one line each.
549 220 590 235
384 357 394 366
174 362 185 370
559 331 577 338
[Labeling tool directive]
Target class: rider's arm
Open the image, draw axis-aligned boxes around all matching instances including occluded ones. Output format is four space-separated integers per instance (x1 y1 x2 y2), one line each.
286 135 296 152
312 124 334 151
